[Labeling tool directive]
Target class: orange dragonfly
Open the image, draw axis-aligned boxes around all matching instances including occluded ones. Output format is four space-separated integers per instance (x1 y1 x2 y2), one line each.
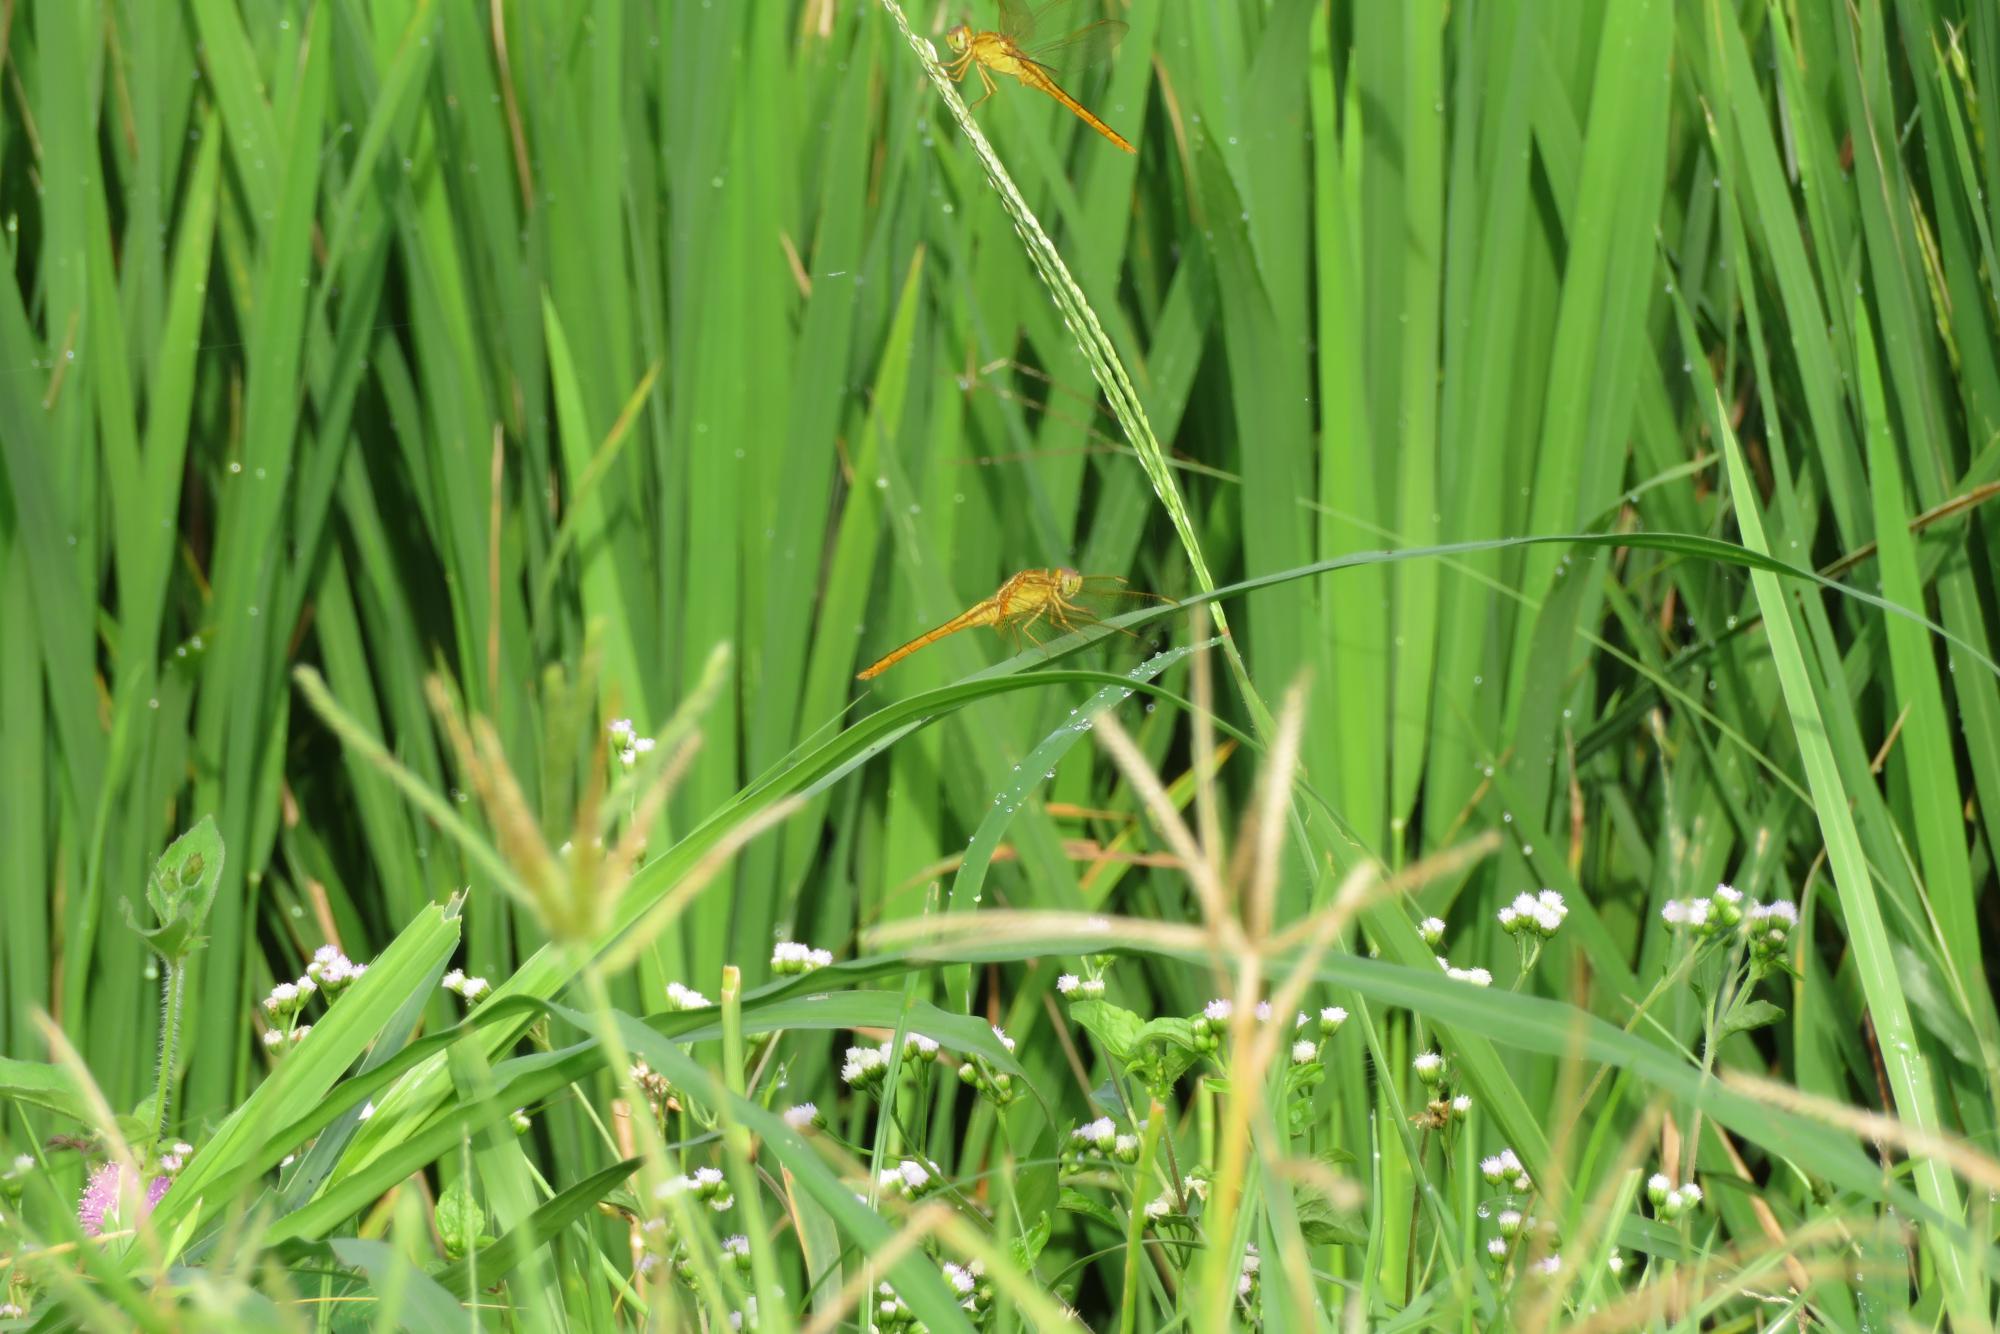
857 567 1167 680
944 0 1136 154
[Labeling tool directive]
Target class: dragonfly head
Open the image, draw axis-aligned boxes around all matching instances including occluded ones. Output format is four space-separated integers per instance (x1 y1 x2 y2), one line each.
943 23 971 55
1055 568 1085 598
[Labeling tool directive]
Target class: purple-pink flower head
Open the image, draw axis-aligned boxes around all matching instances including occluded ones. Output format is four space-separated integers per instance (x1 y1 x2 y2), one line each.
77 1161 170 1237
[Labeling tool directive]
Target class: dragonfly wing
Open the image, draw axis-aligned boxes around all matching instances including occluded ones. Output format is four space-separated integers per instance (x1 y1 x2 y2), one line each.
1024 16 1125 74
997 0 1036 40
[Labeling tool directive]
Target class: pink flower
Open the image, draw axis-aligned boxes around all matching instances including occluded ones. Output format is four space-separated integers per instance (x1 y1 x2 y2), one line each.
77 1161 170 1237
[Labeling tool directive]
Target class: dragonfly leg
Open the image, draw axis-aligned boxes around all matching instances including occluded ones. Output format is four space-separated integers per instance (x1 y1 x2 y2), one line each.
966 64 999 110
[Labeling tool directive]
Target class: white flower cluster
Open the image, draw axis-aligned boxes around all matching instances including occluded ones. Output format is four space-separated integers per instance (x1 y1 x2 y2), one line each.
1479 1147 1533 1194
1066 1115 1141 1166
260 948 370 1052
840 1044 888 1088
1646 1173 1703 1220
306 944 367 992
937 1258 988 1315
1418 916 1447 946
651 1167 735 1213
878 1158 934 1199
1662 883 1798 959
782 1102 821 1130
957 1026 1019 1106
1055 972 1106 999
1412 1050 1446 1085
840 1035 938 1091
608 718 656 768
1437 958 1494 987
441 968 491 1003
262 978 316 1019
664 981 710 1010
1498 889 1568 938
770 940 833 974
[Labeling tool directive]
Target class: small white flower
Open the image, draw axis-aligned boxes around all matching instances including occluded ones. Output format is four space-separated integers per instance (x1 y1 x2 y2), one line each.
608 718 634 738
1204 998 1234 1022
458 975 490 1002
1487 1236 1509 1260
991 1025 1015 1053
1713 883 1741 905
1418 916 1447 945
1684 897 1712 927
261 1029 283 1048
294 975 318 998
1291 1038 1318 1065
1607 1250 1624 1274
1412 1050 1445 1083
1679 1180 1702 1205
1499 1148 1524 1178
1497 905 1521 932
1660 900 1687 925
1480 1155 1507 1184
665 981 710 1010
1531 1253 1561 1277
1532 905 1564 935
1254 1000 1273 1022
841 1045 888 1084
1057 973 1081 995
1319 1006 1347 1033
942 1261 976 1295
783 1103 819 1129
1114 1133 1140 1157
1497 1208 1523 1237
722 1234 750 1259
1451 1094 1472 1118
1074 1116 1117 1148
694 1167 725 1188
904 1032 940 1056
1144 1195 1171 1219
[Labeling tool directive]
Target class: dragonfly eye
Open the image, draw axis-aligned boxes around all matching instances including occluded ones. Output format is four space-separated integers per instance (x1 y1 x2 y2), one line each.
944 24 969 51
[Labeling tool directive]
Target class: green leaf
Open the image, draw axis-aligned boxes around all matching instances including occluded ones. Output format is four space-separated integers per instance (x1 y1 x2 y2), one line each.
0 1057 90 1124
1008 1210 1054 1270
1718 998 1787 1041
1058 1187 1123 1234
1066 999 1146 1065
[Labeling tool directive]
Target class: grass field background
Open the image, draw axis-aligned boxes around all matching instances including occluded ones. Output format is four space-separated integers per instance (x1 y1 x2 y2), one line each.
3 0 2000 1327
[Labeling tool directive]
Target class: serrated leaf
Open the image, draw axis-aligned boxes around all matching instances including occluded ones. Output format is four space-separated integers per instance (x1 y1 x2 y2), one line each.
1057 1187 1123 1234
1067 999 1145 1065
0 1057 90 1124
1718 997 1786 1041
1008 1210 1053 1270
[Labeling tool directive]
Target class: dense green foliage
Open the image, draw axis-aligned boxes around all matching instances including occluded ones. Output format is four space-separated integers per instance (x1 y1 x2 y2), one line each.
3 0 2000 1327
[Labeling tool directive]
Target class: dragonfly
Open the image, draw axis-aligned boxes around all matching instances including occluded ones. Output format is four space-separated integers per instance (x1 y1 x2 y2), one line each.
857 567 1167 680
944 0 1136 154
